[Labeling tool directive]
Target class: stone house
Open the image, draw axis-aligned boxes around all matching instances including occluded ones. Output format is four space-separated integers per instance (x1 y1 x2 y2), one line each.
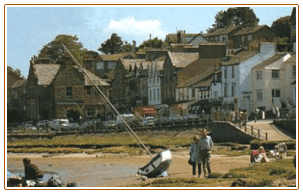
162 52 199 105
232 25 277 50
8 79 27 122
21 54 110 121
205 26 241 48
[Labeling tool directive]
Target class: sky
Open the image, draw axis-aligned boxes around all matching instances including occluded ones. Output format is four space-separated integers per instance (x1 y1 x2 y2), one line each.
6 5 294 77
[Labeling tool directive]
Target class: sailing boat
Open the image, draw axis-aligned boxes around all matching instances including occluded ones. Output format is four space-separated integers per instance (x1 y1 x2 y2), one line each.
62 44 172 178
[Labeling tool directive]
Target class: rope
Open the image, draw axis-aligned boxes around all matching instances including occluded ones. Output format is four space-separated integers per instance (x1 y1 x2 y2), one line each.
62 44 153 157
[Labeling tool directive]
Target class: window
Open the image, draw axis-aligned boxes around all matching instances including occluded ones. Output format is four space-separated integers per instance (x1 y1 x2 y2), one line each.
153 89 156 101
257 89 263 102
224 83 228 97
232 66 235 78
192 88 195 98
272 70 280 79
292 66 296 78
232 83 236 97
214 91 218 99
247 35 252 41
272 89 281 98
157 88 159 101
224 67 227 79
66 86 72 96
256 70 262 80
241 36 245 42
86 86 92 96
86 107 94 117
150 89 152 101
96 62 104 70
108 62 116 69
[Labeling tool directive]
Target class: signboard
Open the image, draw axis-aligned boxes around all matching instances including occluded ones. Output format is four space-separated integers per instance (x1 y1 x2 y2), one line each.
242 91 252 99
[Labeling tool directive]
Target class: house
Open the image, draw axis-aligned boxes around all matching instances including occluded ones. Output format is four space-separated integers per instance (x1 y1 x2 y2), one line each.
221 42 276 113
162 52 199 105
252 53 292 113
166 30 207 45
281 54 296 107
148 60 164 106
19 54 110 121
205 26 241 48
232 25 277 50
290 7 296 50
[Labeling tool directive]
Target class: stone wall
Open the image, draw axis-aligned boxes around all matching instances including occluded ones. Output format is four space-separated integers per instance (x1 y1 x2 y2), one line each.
209 121 257 144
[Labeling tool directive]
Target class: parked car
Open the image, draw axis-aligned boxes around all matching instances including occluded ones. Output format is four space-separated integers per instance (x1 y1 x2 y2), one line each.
24 124 37 131
36 120 50 127
68 122 80 130
103 120 117 128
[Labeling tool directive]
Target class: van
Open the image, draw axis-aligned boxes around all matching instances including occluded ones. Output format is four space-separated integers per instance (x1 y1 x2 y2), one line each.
49 119 69 131
116 114 135 125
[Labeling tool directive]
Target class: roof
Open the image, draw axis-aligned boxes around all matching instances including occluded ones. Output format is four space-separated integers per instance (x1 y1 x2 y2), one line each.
221 50 258 66
177 58 221 88
11 79 27 88
205 26 241 37
233 25 269 36
253 54 286 70
76 66 110 86
100 53 131 61
121 59 146 70
34 64 61 85
168 52 199 68
166 33 199 43
285 53 296 63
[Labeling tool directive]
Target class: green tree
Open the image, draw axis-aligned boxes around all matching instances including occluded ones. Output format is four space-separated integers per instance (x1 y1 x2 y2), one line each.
7 66 23 78
138 37 164 49
213 7 259 29
271 16 291 38
98 33 123 54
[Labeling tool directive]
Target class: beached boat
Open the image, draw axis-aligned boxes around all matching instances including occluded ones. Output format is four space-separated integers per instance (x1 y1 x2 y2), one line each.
137 150 172 178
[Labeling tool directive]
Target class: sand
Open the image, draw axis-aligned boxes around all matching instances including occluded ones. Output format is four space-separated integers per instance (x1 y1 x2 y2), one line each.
7 150 251 187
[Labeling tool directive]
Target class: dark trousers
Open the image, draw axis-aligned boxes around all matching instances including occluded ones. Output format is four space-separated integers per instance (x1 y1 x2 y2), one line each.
201 150 211 176
192 162 202 176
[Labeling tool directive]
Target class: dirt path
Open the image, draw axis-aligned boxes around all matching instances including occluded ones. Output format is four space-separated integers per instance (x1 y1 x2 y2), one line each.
7 151 250 187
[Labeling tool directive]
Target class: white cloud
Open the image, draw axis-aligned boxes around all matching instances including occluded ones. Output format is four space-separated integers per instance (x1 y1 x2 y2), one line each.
105 17 167 40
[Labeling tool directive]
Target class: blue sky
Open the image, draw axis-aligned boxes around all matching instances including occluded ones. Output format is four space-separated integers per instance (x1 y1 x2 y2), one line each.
6 6 294 77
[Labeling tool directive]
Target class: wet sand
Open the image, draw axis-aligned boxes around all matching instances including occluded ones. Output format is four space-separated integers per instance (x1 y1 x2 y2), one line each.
7 151 250 187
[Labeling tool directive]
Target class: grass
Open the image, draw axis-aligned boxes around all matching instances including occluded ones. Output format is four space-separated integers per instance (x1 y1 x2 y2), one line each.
132 159 296 187
212 146 250 157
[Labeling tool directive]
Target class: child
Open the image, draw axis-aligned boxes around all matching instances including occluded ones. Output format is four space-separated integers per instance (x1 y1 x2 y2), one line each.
189 135 202 178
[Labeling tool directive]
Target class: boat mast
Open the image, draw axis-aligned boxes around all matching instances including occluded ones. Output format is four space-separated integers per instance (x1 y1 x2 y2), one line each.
62 44 153 157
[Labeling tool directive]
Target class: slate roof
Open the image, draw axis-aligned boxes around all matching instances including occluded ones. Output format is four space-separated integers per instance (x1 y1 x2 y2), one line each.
176 58 221 88
121 59 146 70
100 53 131 61
33 64 61 85
76 66 110 86
233 25 268 36
11 79 27 88
253 54 286 70
205 26 241 37
221 50 258 66
168 52 199 68
285 53 296 63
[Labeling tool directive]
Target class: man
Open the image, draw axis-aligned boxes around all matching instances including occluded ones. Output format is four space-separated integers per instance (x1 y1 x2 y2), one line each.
198 129 213 178
23 158 43 181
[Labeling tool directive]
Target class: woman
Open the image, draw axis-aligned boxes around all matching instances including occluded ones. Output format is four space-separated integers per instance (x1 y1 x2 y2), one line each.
250 146 268 164
189 135 202 178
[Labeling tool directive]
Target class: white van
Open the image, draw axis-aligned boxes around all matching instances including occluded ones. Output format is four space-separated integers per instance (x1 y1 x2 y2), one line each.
116 114 135 125
49 119 69 130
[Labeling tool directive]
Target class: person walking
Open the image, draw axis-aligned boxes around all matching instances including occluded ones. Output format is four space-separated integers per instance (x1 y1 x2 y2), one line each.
189 135 202 178
199 129 213 178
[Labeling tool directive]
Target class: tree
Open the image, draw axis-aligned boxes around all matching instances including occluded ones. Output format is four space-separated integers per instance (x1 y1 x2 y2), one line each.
271 16 291 38
98 33 123 54
138 37 164 49
39 34 86 64
7 66 23 78
213 7 259 29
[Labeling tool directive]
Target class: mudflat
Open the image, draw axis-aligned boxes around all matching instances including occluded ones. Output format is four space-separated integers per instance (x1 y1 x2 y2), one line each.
7 151 250 187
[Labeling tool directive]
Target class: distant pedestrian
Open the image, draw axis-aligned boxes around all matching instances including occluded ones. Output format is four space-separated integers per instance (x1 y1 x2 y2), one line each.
199 129 213 178
189 135 202 178
254 107 259 123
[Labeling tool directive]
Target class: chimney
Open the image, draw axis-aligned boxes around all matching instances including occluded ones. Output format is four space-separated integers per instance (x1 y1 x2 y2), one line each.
132 40 136 52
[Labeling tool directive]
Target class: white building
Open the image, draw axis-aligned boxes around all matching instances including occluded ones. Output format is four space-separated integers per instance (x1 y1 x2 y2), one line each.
221 42 276 113
252 53 293 112
148 60 164 105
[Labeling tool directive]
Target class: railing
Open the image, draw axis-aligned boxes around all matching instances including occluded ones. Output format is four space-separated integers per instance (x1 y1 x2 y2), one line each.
243 124 268 140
